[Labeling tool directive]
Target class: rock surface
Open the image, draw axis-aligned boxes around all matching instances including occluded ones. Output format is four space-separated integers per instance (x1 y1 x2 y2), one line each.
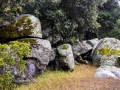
57 44 75 70
87 38 99 47
91 38 120 66
11 38 51 83
72 41 93 58
16 14 42 38
94 66 120 78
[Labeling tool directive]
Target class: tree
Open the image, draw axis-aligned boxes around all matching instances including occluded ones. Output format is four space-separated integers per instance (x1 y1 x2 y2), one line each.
108 19 120 39
97 0 120 38
23 0 107 41
0 0 29 25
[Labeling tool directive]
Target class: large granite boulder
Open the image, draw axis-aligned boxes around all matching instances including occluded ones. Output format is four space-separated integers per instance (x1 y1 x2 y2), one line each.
57 44 75 70
12 38 51 83
28 38 51 65
91 38 120 66
94 65 120 79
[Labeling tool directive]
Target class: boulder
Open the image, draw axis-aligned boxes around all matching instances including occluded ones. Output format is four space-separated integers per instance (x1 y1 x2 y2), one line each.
16 14 42 38
28 38 51 65
17 38 51 74
57 44 75 70
91 38 120 66
10 38 51 83
50 48 57 61
42 28 51 38
0 14 42 42
24 58 36 76
72 41 93 58
87 38 99 47
47 34 63 45
41 20 52 38
94 66 120 79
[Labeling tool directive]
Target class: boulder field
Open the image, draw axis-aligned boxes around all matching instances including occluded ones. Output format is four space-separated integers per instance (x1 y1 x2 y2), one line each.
0 14 120 84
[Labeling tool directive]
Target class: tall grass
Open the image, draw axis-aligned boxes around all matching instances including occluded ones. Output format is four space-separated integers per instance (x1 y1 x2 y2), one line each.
16 64 96 90
16 64 120 90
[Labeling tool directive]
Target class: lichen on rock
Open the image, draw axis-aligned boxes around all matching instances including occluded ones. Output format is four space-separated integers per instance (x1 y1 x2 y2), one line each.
15 14 42 38
61 44 68 50
92 38 120 66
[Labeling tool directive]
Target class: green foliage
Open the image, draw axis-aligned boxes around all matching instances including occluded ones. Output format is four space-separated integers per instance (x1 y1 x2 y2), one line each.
22 0 107 41
108 19 120 39
97 0 120 38
0 41 30 90
0 0 29 25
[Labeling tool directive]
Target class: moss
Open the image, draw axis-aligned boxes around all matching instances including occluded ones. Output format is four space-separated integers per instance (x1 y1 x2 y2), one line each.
15 16 34 36
0 15 40 40
76 56 83 63
61 44 68 50
70 37 79 44
0 25 17 38
17 38 36 43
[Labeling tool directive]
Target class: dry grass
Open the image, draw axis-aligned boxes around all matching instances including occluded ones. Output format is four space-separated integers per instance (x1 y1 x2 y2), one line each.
16 64 120 90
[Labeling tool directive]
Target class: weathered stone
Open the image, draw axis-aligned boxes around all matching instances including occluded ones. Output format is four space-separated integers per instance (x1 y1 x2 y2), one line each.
57 44 75 70
8 38 51 84
87 38 99 47
47 34 63 45
50 48 57 61
17 38 51 75
91 38 120 66
16 14 42 38
72 41 93 58
25 58 36 76
28 38 51 66
0 14 42 43
94 66 120 79
76 56 89 64
42 28 51 38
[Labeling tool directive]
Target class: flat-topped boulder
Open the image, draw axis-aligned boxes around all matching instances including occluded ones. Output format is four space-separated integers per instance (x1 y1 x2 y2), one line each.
16 14 42 38
0 14 42 42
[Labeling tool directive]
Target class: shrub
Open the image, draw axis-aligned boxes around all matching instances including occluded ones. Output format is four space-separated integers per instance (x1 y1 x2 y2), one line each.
0 41 30 90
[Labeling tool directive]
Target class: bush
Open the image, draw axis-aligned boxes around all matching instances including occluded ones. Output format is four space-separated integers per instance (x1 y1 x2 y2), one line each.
0 41 30 90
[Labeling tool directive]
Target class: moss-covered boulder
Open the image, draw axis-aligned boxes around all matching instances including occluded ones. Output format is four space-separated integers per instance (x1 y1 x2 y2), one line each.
91 38 120 66
17 38 51 75
16 14 42 38
57 44 75 70
0 14 42 42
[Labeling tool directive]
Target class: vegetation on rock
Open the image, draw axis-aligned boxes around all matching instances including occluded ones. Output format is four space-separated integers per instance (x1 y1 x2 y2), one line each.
0 41 30 90
61 44 68 50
